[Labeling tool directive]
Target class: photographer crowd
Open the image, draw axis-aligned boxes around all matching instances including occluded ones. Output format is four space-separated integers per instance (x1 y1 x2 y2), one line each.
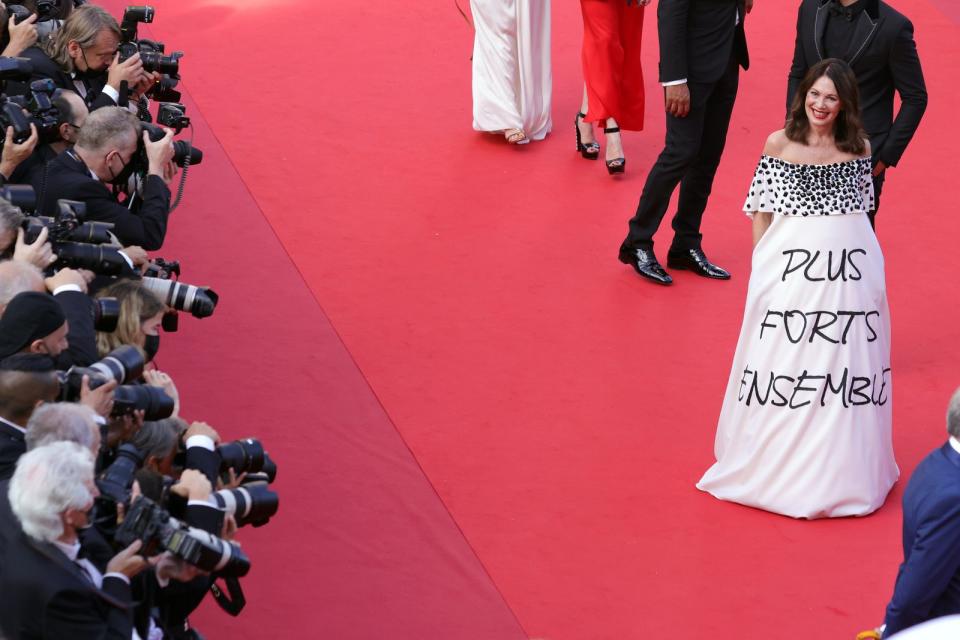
0 3 278 639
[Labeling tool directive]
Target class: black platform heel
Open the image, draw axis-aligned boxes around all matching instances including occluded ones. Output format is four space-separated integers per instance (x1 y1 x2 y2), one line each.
604 126 625 175
575 112 599 160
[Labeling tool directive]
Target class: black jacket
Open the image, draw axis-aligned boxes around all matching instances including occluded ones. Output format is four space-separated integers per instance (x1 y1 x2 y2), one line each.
54 289 100 369
658 0 749 84
5 46 125 111
0 529 134 640
0 420 26 481
787 0 927 167
35 150 171 251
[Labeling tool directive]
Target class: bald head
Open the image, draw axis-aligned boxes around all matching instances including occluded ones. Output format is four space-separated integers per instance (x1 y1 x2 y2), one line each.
0 260 45 315
53 90 90 146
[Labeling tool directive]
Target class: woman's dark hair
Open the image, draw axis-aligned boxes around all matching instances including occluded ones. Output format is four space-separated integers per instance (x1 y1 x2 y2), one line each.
785 58 866 155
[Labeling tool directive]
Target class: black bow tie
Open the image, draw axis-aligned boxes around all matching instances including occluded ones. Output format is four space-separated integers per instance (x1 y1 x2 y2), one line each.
829 3 856 21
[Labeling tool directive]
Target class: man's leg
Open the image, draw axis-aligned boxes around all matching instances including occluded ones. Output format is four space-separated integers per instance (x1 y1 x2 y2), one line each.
669 59 740 254
620 86 710 252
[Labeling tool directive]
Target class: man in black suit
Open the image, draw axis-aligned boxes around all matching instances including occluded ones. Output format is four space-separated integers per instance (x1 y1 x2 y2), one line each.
0 442 148 640
878 387 960 637
36 106 175 250
787 0 926 225
5 4 153 112
0 363 60 480
619 0 751 286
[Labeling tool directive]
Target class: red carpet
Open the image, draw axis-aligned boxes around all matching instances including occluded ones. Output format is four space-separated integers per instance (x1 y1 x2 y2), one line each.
105 0 960 637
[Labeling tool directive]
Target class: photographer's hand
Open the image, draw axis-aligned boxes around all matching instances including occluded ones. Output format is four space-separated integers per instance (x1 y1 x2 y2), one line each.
44 267 92 294
143 369 180 417
0 123 38 178
121 245 149 268
106 539 155 578
107 52 145 93
130 71 161 102
105 410 144 447
183 421 221 447
13 226 57 269
143 128 174 179
2 14 38 57
171 469 213 502
79 375 117 418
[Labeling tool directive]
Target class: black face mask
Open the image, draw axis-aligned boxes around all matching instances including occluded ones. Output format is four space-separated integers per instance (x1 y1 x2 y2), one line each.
143 334 160 362
108 150 137 186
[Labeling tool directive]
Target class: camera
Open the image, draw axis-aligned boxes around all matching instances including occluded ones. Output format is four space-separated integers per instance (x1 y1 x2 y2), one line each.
211 482 279 528
0 184 36 211
58 345 174 420
157 102 189 133
117 6 183 76
16 79 61 144
147 73 181 102
119 5 154 42
115 496 251 577
97 443 144 504
92 296 120 332
142 276 217 318
218 439 277 483
7 2 60 23
143 257 180 279
0 97 32 146
20 200 130 276
141 122 202 167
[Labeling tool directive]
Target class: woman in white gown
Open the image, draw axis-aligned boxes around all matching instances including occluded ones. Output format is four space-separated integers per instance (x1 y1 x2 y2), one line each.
470 0 552 144
697 59 899 519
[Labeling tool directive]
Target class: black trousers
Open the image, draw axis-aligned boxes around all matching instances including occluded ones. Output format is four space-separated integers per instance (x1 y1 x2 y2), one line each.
622 55 740 254
869 169 885 228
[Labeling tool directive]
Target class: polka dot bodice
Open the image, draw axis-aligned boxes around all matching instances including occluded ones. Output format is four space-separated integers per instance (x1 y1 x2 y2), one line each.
743 155 875 217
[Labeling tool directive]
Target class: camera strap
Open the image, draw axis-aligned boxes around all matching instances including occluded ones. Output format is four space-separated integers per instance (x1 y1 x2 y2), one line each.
209 576 246 616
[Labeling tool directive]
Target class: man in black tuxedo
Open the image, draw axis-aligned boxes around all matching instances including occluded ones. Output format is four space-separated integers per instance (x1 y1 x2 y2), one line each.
36 106 175 250
619 0 751 286
0 365 60 481
787 0 927 225
0 442 148 640
5 4 153 112
879 387 960 637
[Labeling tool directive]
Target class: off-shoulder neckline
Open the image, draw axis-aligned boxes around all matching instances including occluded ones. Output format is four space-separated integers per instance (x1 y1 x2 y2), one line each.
760 154 871 168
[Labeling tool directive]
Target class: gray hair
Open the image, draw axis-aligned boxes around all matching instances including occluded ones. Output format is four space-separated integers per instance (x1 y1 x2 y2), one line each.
0 198 24 242
26 403 99 452
132 417 186 459
9 441 95 542
0 260 44 312
948 387 960 439
76 106 139 154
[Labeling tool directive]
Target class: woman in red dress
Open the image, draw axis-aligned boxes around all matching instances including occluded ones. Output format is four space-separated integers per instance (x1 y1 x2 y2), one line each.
575 0 649 175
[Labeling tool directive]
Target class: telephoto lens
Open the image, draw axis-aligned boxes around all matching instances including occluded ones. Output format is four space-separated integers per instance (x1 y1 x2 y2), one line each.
115 496 251 577
92 297 120 332
0 185 36 212
218 439 277 483
211 482 279 528
141 277 218 318
97 443 145 503
112 385 174 421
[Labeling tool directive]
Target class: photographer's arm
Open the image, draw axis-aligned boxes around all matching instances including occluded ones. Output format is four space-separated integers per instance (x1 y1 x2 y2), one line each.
1 14 37 58
0 124 38 180
68 176 170 251
51 271 100 368
181 421 222 487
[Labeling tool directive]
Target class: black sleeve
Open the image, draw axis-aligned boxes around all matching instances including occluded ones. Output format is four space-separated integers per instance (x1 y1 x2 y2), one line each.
184 446 221 487
186 503 224 534
787 2 807 118
70 176 171 251
658 0 690 83
54 290 99 368
45 583 133 640
875 20 927 167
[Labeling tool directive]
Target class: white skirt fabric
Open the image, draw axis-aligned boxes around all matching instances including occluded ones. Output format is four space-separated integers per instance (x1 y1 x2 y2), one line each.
697 212 899 519
470 0 552 140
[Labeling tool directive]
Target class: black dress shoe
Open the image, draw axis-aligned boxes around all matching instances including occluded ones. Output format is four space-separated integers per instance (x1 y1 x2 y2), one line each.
618 246 673 285
666 248 731 280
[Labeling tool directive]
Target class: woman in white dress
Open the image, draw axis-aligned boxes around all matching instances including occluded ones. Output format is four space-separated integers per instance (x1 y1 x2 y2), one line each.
470 0 552 144
697 59 898 519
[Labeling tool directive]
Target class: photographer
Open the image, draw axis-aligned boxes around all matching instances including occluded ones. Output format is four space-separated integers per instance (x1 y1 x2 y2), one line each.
6 4 154 110
94 276 163 359
0 441 150 639
0 290 68 362
9 88 88 184
36 105 174 249
0 362 59 479
0 5 37 57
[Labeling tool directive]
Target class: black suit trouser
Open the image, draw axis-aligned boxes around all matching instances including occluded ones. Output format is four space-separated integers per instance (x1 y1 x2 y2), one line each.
622 55 740 253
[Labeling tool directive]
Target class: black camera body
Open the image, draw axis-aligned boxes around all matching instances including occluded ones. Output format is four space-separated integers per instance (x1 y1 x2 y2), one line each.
157 102 189 133
117 6 183 76
0 98 32 146
141 122 202 168
21 79 61 144
8 2 59 24
20 200 130 276
115 496 251 577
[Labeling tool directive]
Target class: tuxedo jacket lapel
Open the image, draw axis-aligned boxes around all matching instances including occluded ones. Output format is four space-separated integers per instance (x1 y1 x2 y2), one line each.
26 536 129 610
813 2 830 61
845 10 882 65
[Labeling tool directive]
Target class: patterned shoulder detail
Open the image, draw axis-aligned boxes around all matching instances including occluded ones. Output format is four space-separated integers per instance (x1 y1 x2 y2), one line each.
743 155 874 217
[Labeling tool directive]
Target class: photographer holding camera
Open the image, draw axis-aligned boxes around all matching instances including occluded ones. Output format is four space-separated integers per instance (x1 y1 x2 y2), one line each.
6 4 155 110
8 88 87 184
0 442 151 639
36 105 174 250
